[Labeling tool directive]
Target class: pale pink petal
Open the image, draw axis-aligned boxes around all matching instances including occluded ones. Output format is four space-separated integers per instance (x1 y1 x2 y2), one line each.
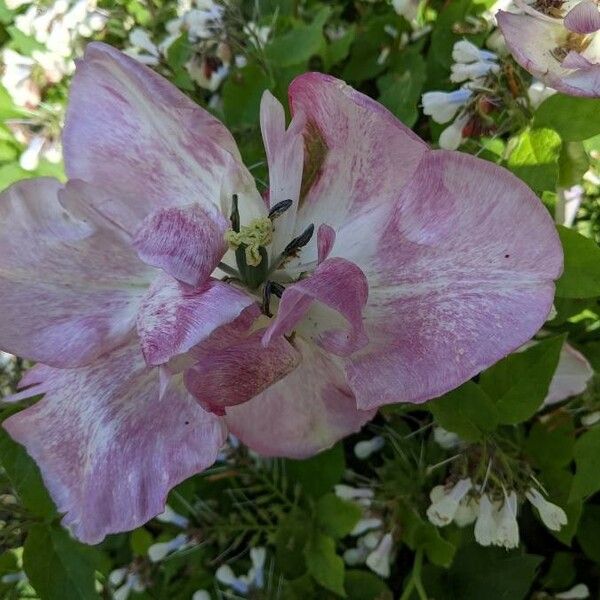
132 203 228 287
225 337 375 458
0 178 152 368
562 50 594 69
260 91 306 258
3 341 226 544
317 223 336 264
545 343 593 405
284 72 428 272
344 150 563 409
63 42 263 232
564 0 600 33
137 274 255 366
184 331 300 415
497 11 600 97
263 258 369 357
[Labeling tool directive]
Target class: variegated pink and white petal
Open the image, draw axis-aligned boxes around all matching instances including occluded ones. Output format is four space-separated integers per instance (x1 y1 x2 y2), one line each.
317 223 336 264
263 257 369 357
63 43 263 232
545 343 593 405
564 0 600 33
137 274 255 366
497 11 600 97
0 178 152 368
184 331 300 415
344 150 563 410
132 204 229 287
224 337 375 458
284 72 428 271
260 91 305 258
3 341 226 544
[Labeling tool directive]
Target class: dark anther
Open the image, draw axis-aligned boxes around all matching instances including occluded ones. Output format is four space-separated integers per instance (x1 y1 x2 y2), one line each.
262 281 285 317
268 199 293 220
283 223 315 257
230 194 240 233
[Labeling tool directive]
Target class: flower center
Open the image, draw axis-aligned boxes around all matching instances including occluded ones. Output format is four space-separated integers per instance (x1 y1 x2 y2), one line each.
222 195 314 314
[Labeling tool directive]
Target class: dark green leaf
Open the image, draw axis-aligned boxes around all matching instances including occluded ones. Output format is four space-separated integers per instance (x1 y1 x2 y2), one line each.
316 494 362 539
534 94 600 141
304 531 346 597
479 336 565 424
570 426 600 501
556 225 600 298
344 570 392 600
276 512 310 579
286 443 345 499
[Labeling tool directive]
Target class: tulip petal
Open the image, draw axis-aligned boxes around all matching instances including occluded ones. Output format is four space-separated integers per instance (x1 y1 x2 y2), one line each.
344 150 563 409
263 257 369 357
285 72 428 270
225 337 375 458
132 203 228 287
317 223 336 264
185 330 301 415
564 0 600 33
63 42 263 232
137 274 256 366
497 10 600 97
3 341 226 544
545 342 593 405
260 91 305 258
0 178 152 368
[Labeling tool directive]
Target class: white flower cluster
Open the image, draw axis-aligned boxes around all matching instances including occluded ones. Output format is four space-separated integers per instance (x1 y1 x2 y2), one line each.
1 0 106 170
108 566 146 600
214 547 266 596
426 481 567 550
422 40 499 150
147 504 193 562
335 482 394 578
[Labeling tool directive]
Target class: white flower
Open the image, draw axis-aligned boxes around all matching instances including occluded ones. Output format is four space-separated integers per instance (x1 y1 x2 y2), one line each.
433 426 461 449
452 40 497 64
494 490 519 549
1 49 40 108
249 547 266 589
351 517 383 536
334 485 374 501
126 28 160 65
155 504 189 529
556 584 590 599
192 591 212 600
392 0 420 21
426 478 472 527
365 533 393 578
528 80 556 109
361 530 383 550
0 571 27 584
216 565 249 595
148 533 189 562
474 493 499 546
422 88 472 124
582 411 600 426
450 60 500 83
454 495 479 527
525 488 567 532
439 113 469 150
343 546 369 566
112 572 145 600
354 436 385 460
19 136 46 172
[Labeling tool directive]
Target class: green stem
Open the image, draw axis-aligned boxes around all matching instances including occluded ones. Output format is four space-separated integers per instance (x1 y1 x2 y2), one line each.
399 549 428 600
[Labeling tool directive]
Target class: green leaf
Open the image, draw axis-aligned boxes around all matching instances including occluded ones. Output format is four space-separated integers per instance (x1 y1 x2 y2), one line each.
304 531 346 597
130 528 153 556
276 512 310 579
222 63 271 129
570 426 600 501
265 7 331 67
23 524 99 600
166 33 191 71
316 494 362 539
542 552 576 591
429 381 498 442
525 415 575 470
377 49 427 128
0 423 55 518
323 25 356 70
534 94 600 141
344 570 392 600
558 142 589 188
576 504 600 563
286 443 345 499
479 336 565 424
507 128 562 194
439 544 543 600
555 225 600 298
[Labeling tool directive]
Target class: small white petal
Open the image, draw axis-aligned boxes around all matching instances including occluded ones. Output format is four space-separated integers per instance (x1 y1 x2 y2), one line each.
156 505 189 529
351 518 383 536
474 494 499 546
343 547 368 566
192 591 212 600
494 491 519 549
366 533 393 578
334 485 374 501
108 567 128 586
433 426 461 449
526 488 567 531
452 39 497 64
354 436 385 460
556 583 591 599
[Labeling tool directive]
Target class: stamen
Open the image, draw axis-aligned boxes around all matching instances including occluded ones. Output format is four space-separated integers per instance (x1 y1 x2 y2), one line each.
282 223 315 257
261 281 285 317
268 199 293 220
230 194 240 233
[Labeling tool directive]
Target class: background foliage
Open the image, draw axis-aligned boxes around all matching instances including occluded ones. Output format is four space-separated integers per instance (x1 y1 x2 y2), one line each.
1 0 600 598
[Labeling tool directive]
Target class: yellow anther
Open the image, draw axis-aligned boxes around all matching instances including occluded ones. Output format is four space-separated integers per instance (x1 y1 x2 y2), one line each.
225 217 273 267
